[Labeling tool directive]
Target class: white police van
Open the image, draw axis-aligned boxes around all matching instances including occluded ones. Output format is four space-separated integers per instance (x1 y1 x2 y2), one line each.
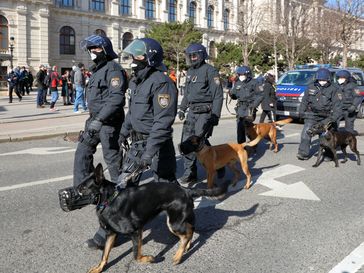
276 64 364 119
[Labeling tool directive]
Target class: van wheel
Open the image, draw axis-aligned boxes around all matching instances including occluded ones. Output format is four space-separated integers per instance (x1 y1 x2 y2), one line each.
357 103 364 119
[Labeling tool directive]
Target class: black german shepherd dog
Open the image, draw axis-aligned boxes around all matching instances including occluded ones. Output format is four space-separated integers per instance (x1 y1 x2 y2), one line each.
78 163 229 273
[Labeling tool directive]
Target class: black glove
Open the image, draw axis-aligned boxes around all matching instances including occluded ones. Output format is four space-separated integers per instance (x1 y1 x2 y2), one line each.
178 110 185 121
229 92 237 100
88 118 103 134
208 114 219 126
348 105 356 113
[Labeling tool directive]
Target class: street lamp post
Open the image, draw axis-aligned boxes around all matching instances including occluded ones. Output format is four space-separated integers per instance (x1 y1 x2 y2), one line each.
9 36 15 69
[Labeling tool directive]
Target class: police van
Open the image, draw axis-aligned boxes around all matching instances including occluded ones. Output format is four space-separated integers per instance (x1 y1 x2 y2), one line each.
276 64 364 119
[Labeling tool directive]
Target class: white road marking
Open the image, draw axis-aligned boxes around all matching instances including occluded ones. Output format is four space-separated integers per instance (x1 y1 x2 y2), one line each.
0 175 73 192
283 133 300 138
232 164 320 201
328 242 364 273
0 147 76 156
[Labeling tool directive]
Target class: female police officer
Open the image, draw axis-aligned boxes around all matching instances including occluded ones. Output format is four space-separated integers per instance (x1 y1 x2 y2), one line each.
117 38 178 186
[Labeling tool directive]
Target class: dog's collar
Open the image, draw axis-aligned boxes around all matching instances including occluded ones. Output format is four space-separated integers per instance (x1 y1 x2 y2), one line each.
97 190 119 212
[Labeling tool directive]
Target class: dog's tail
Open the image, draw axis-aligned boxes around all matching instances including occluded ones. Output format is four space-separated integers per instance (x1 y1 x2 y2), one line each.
189 180 230 198
243 135 264 147
274 118 293 126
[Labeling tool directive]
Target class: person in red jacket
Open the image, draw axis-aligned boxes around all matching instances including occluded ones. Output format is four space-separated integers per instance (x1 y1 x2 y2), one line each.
49 66 61 112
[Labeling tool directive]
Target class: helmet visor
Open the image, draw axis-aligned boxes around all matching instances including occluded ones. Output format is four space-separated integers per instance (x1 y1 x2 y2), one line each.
80 35 104 51
123 39 147 59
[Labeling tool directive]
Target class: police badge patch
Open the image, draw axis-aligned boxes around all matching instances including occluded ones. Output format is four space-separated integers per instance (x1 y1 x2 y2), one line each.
158 94 170 108
111 77 121 87
214 76 221 86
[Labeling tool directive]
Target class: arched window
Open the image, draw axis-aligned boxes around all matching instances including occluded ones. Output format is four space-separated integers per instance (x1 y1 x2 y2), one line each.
91 0 105 12
145 0 155 19
122 32 133 49
209 41 216 59
168 0 177 22
0 15 8 50
95 29 106 37
120 0 131 15
59 26 75 55
207 5 214 28
189 1 197 24
223 9 229 30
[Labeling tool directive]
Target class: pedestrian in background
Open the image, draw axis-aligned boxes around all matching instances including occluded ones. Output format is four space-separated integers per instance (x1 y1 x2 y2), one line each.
35 64 47 108
28 70 34 93
259 70 277 123
61 70 72 105
73 63 87 113
179 70 186 96
6 68 22 103
49 66 61 112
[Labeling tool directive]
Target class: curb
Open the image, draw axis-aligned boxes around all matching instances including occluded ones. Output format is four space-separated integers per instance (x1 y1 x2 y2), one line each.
0 115 237 143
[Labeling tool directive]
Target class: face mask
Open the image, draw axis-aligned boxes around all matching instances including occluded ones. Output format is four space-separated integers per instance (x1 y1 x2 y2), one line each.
337 78 346 85
130 59 148 73
318 80 327 86
239 75 247 82
89 51 106 64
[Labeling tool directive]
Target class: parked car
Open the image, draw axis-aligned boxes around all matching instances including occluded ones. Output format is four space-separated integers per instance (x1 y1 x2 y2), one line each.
276 64 364 119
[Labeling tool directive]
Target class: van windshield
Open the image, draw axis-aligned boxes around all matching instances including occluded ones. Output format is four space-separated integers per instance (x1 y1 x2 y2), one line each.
277 71 315 86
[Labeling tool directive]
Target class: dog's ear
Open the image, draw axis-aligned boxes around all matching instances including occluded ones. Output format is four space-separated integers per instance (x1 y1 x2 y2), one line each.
94 163 105 185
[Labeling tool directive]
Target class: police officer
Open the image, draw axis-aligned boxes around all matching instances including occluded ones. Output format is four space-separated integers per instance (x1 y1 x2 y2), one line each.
297 68 342 160
230 66 263 143
74 35 127 249
259 70 277 123
178 43 223 184
336 70 361 135
117 38 177 186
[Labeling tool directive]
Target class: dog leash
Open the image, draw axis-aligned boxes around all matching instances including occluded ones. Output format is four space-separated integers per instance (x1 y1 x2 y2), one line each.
225 91 236 116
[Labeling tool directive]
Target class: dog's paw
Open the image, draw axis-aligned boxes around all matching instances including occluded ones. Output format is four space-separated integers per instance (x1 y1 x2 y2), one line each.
244 183 251 189
340 160 347 164
172 255 183 265
87 265 103 273
312 164 318 168
137 255 155 263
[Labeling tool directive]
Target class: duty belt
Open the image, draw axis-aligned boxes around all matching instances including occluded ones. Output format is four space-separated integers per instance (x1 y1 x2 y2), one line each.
130 131 149 142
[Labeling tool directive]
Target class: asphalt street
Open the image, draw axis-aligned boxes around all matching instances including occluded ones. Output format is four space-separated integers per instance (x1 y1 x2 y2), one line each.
0 119 363 273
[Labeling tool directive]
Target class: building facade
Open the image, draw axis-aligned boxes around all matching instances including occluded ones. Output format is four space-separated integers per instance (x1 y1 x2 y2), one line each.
0 0 240 91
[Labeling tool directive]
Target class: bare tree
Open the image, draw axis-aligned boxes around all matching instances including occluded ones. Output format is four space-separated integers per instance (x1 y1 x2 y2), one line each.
280 1 315 69
328 0 364 67
237 0 263 66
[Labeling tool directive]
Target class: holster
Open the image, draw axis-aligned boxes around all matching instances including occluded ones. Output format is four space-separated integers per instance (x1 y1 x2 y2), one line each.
78 130 99 147
130 131 149 142
190 104 212 114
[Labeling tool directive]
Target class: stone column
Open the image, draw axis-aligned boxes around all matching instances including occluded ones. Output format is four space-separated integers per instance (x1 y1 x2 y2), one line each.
39 7 50 67
160 0 168 22
111 0 119 16
217 0 224 31
16 5 28 67
200 0 207 28
179 0 188 21
136 0 145 19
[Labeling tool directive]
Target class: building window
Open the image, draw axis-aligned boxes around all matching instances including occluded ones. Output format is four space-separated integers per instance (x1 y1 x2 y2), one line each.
91 0 105 12
168 0 177 22
60 26 75 55
122 32 133 49
0 15 8 50
223 9 229 30
120 0 131 15
145 0 155 19
95 29 107 37
189 1 197 24
207 5 214 28
56 0 74 7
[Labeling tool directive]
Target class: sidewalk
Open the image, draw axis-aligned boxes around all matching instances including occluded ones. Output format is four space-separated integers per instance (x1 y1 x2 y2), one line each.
0 93 237 143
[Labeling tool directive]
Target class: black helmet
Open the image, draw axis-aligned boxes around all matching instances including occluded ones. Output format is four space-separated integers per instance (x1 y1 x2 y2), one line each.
315 68 331 82
185 43 208 67
123 38 163 67
80 35 118 59
235 66 252 77
336 70 351 80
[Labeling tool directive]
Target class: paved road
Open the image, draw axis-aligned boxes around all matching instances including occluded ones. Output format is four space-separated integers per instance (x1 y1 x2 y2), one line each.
0 118 363 273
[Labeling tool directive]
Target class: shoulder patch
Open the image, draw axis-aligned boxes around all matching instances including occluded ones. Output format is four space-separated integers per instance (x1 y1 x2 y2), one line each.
158 94 170 108
111 77 121 87
214 76 221 86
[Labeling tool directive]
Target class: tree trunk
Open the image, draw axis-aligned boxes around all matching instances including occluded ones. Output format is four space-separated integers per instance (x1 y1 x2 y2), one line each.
342 43 348 67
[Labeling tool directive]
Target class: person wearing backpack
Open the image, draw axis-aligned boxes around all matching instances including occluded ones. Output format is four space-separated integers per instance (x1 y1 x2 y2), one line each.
49 66 61 112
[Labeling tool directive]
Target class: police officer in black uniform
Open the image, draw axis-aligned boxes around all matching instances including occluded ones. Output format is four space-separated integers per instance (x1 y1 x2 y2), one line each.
230 66 263 143
178 43 223 184
259 70 277 123
297 68 342 160
336 70 361 135
117 38 177 186
74 35 127 249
